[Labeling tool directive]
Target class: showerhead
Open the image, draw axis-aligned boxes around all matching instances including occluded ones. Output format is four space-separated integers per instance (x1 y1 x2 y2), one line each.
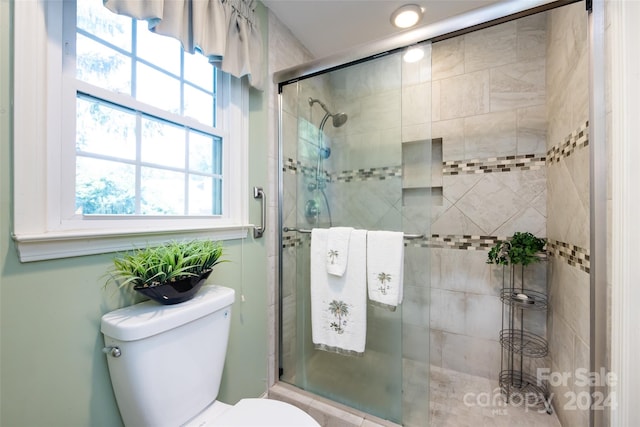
332 112 348 128
309 97 348 129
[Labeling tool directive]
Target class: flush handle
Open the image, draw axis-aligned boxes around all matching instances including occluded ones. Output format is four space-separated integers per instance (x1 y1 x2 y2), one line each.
102 346 121 358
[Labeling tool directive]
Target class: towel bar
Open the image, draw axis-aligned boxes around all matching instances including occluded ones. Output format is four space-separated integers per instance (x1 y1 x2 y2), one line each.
283 226 424 239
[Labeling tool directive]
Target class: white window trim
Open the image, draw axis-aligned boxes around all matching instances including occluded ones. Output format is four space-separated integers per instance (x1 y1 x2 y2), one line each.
12 1 250 262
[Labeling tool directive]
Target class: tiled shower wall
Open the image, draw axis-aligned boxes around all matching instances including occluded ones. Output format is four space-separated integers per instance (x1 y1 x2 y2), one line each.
428 13 549 380
545 3 590 426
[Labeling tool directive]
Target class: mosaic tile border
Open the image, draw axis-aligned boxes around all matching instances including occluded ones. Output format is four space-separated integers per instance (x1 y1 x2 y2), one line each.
286 151 548 181
406 234 590 273
546 239 590 273
333 166 402 183
282 234 304 249
546 121 590 164
405 234 502 250
282 158 317 177
443 155 546 176
283 158 401 183
282 232 589 273
285 122 589 182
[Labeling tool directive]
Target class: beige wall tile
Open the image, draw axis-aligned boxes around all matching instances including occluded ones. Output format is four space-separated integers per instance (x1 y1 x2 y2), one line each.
430 288 466 334
464 294 502 340
546 2 589 146
551 261 590 345
490 57 546 112
494 206 547 238
402 123 432 143
455 174 528 235
546 160 590 249
431 79 441 122
439 70 490 120
402 82 431 126
441 174 482 203
431 249 494 295
464 110 517 158
464 21 517 73
517 12 548 60
430 203 486 236
501 168 547 204
516 104 547 155
430 329 444 367
440 332 501 379
548 308 576 377
432 37 465 80
432 118 464 160
562 134 590 212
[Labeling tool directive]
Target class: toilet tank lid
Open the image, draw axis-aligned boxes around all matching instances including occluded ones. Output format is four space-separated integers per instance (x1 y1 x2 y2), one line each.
101 285 235 341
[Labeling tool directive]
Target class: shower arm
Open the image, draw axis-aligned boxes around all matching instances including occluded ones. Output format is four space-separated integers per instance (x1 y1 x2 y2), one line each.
309 98 332 116
283 226 424 239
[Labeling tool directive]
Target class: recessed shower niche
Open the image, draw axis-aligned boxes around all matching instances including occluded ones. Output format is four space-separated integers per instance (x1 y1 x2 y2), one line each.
402 137 443 207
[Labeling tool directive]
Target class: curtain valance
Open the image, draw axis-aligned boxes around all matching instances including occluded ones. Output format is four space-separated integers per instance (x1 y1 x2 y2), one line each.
103 0 264 90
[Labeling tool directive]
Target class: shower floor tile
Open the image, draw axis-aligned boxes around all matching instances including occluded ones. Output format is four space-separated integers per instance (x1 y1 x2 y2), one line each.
429 365 562 427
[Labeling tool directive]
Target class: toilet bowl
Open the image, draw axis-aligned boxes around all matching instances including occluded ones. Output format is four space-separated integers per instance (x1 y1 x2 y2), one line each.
101 285 319 427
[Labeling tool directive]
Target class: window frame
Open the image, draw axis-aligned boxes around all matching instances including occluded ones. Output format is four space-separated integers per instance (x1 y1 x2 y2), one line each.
12 0 250 262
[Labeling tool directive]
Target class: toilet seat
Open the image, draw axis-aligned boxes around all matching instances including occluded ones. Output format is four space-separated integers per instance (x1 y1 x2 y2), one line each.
185 398 320 427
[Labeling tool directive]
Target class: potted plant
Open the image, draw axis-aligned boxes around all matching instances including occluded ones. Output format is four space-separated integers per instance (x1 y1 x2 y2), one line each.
487 231 546 266
106 239 226 305
487 231 546 307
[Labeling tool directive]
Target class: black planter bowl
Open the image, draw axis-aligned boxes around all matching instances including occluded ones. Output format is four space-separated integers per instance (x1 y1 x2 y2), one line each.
133 270 212 305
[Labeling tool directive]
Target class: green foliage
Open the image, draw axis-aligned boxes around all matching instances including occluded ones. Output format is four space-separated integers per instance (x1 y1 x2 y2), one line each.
486 232 546 266
76 177 135 215
107 239 226 289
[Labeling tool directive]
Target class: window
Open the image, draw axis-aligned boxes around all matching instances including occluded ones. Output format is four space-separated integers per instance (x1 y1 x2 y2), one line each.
13 1 249 262
74 3 224 216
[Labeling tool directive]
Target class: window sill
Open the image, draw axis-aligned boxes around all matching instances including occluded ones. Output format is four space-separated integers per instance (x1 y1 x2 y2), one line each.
12 226 251 262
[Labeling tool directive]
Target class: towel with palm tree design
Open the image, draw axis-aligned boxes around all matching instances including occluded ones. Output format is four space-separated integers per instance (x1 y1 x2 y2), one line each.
328 299 350 334
367 231 405 310
311 228 367 356
325 227 353 277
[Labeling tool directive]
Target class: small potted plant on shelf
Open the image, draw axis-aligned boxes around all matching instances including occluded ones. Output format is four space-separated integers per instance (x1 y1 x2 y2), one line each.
106 239 226 305
487 231 546 266
487 231 546 306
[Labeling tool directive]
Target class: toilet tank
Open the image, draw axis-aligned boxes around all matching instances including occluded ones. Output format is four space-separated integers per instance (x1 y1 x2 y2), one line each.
101 285 235 427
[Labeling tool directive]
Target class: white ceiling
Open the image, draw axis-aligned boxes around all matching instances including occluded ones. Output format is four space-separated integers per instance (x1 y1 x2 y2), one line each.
261 0 508 59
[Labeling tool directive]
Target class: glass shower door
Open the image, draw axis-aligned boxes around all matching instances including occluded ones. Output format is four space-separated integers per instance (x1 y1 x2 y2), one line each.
279 42 432 426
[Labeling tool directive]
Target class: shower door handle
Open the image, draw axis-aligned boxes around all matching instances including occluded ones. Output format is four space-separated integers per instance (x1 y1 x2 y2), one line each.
253 187 266 238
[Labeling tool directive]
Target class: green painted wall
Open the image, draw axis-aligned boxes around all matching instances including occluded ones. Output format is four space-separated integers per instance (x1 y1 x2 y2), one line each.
0 3 269 427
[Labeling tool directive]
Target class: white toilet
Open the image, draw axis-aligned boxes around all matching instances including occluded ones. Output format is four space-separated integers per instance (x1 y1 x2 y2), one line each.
101 285 319 427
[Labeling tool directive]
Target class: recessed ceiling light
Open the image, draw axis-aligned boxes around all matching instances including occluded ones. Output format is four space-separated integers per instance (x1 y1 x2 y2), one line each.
391 4 424 29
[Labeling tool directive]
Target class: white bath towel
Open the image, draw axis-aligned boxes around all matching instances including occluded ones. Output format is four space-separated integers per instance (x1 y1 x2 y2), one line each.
326 227 354 276
311 228 367 356
367 231 404 311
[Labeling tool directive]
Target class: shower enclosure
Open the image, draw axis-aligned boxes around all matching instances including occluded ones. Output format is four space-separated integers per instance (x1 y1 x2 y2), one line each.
278 42 433 425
